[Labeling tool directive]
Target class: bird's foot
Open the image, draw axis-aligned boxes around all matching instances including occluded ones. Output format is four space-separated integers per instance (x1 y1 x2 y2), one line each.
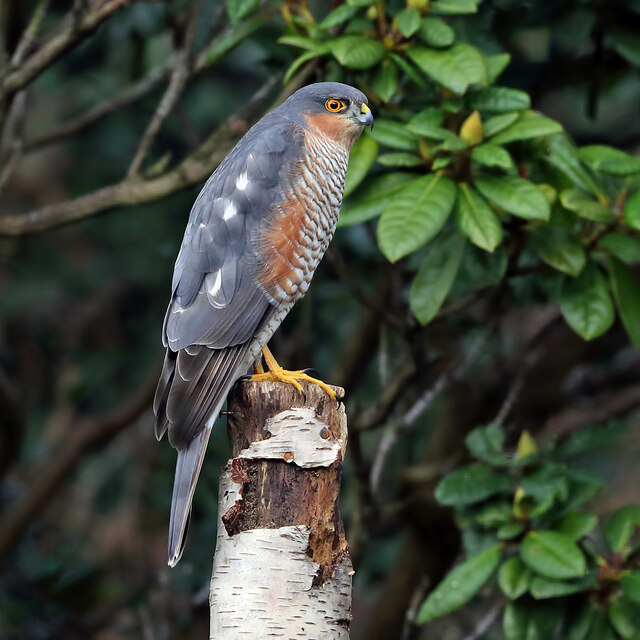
250 346 336 399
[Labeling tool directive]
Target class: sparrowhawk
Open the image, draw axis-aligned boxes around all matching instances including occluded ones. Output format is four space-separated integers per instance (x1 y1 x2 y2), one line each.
153 82 374 567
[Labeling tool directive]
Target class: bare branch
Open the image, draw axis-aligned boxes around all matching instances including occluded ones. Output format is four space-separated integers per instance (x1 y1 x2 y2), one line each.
10 0 51 66
127 4 199 177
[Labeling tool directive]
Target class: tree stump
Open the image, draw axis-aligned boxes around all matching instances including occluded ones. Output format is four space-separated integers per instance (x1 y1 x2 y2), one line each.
209 379 352 639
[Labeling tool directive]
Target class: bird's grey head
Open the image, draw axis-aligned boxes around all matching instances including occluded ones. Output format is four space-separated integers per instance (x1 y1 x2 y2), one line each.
280 82 374 145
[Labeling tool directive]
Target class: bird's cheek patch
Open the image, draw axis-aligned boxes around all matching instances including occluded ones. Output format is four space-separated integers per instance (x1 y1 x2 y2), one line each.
304 112 350 145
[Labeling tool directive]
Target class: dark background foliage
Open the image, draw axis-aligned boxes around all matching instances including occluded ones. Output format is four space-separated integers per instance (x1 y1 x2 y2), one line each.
0 1 639 638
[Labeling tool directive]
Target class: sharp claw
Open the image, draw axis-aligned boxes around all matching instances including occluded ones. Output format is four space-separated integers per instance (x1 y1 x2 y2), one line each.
300 367 319 378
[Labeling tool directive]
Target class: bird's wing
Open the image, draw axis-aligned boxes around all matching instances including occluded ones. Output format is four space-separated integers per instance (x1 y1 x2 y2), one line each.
156 117 306 449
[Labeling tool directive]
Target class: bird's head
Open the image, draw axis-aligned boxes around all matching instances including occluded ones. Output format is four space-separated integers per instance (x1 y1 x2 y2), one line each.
284 82 374 147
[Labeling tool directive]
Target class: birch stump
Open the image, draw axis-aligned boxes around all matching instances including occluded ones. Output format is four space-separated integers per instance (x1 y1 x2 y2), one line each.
209 379 352 639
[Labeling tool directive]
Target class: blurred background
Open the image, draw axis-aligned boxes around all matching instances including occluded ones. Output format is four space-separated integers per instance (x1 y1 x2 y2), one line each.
1 1 639 639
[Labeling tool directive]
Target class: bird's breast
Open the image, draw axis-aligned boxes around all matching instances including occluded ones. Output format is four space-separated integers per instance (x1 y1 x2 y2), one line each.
258 131 349 305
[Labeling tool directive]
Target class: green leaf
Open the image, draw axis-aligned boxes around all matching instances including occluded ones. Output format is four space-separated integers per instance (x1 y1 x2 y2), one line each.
586 613 617 640
560 189 616 223
491 115 563 145
471 144 514 169
347 0 376 5
225 0 260 23
456 183 503 252
410 231 465 324
435 462 510 507
418 17 455 48
557 421 625 458
609 598 640 640
598 233 640 264
504 601 563 640
374 59 398 102
560 262 614 340
407 43 487 95
484 53 511 84
530 573 595 599
278 35 319 50
370 119 419 151
377 152 422 167
430 0 481 15
546 135 603 199
409 107 444 129
608 255 640 347
569 604 595 640
483 112 520 138
556 512 598 541
465 424 507 466
339 173 415 227
605 506 640 554
499 557 531 600
475 175 550 220
396 8 421 37
378 175 456 262
329 35 385 69
498 522 525 540
343 135 379 198
417 544 502 623
622 572 640 605
520 531 586 580
578 145 640 176
610 28 640 67
624 191 640 230
467 87 531 113
319 4 359 29
283 47 328 84
389 52 428 88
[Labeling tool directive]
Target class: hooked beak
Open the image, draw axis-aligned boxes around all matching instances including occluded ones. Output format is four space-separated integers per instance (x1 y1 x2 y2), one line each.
357 103 374 130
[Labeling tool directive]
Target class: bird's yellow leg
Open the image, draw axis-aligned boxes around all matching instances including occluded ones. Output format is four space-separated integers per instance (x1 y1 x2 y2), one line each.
250 345 336 399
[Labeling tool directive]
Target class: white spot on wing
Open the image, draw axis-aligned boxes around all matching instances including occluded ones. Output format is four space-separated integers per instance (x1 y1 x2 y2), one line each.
236 172 248 191
208 269 222 296
223 201 237 221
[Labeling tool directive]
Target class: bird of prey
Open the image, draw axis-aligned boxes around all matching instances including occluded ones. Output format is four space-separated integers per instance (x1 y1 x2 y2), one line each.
153 82 374 567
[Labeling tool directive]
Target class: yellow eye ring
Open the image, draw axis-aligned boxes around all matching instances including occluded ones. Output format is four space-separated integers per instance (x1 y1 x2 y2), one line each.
325 98 346 112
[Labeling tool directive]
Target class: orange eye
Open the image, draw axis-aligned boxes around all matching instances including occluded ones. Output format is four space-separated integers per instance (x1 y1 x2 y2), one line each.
325 98 345 112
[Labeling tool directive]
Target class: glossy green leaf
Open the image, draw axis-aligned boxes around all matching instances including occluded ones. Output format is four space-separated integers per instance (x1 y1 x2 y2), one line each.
344 135 379 197
586 613 617 640
569 604 595 640
377 152 422 167
530 573 595 599
417 544 502 623
504 601 562 640
484 53 511 84
339 173 415 227
370 119 419 151
546 135 603 199
435 462 510 507
560 189 616 223
456 183 503 252
578 145 640 176
557 422 625 458
608 255 640 347
605 506 640 553
284 47 328 83
609 598 640 640
598 233 640 264
560 263 614 340
468 87 530 112
622 573 640 605
498 523 525 540
483 112 520 138
624 191 640 230
472 144 514 169
319 4 359 29
396 8 421 37
529 223 587 276
329 35 385 69
419 17 454 48
410 232 465 324
407 43 487 95
520 531 586 580
374 59 398 103
429 0 481 14
475 175 550 220
378 175 457 262
499 557 531 600
389 52 428 88
225 0 260 23
491 115 563 145
556 512 598 541
465 424 507 466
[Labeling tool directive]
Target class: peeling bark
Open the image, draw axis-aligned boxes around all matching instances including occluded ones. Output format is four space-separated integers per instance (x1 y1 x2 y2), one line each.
209 380 351 639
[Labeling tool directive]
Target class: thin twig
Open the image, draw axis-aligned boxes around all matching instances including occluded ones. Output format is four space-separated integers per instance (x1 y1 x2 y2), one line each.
10 0 51 65
127 4 199 177
460 603 503 640
400 576 429 640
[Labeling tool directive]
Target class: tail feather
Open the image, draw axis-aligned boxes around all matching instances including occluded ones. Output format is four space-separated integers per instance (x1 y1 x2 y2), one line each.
168 427 211 567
